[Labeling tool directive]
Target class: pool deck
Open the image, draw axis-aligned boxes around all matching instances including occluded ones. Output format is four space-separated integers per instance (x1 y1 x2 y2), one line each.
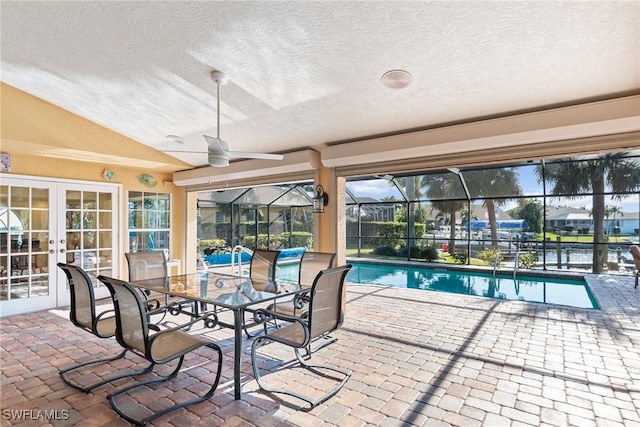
1 273 639 426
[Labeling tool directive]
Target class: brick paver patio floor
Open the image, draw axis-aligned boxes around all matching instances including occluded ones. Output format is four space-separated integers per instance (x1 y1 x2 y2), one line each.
1 273 639 426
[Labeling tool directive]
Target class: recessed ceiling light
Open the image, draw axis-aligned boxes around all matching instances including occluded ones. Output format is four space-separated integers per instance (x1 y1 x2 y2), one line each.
381 69 412 89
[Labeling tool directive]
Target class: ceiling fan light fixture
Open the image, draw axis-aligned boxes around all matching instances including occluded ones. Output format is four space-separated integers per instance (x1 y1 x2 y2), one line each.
208 151 229 167
381 69 412 89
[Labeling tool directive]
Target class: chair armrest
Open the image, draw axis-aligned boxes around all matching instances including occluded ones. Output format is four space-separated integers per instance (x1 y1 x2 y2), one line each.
252 307 306 326
253 308 311 347
94 308 115 322
149 311 219 342
292 291 311 309
133 286 162 311
93 309 116 333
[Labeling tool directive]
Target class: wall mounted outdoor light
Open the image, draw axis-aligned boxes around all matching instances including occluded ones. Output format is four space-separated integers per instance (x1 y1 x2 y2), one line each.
313 185 329 213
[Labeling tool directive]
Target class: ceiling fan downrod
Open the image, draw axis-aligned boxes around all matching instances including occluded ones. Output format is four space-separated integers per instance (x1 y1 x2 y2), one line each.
211 71 227 140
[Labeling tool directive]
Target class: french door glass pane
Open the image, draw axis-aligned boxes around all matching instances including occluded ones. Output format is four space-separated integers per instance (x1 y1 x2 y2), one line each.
83 192 97 209
1 185 50 301
99 192 112 210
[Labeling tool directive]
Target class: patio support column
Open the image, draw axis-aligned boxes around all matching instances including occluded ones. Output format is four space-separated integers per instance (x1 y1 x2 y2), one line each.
315 166 346 266
335 176 347 266
184 190 199 274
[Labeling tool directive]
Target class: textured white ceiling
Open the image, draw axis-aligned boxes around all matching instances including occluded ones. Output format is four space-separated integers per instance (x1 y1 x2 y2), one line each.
2 1 639 168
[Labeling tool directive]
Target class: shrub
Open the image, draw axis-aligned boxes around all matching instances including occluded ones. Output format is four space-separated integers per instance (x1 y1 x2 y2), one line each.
280 232 314 249
372 245 398 256
399 245 424 258
242 235 280 249
452 251 468 264
518 252 538 269
241 232 313 250
477 248 503 266
377 223 404 247
424 245 439 261
346 221 426 247
197 239 227 252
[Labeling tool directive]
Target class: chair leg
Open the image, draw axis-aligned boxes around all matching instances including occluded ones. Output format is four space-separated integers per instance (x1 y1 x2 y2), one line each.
108 358 182 398
251 337 351 409
60 349 154 393
303 333 338 359
243 320 263 338
262 318 280 335
107 343 223 427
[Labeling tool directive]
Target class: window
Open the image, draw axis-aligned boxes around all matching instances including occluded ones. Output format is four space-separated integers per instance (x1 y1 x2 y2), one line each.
127 191 170 256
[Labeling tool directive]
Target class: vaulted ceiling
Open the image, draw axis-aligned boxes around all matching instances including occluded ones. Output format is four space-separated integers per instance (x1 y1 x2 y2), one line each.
2 1 639 172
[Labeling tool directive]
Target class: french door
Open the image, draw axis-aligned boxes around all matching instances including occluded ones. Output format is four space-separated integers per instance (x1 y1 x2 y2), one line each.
0 176 120 317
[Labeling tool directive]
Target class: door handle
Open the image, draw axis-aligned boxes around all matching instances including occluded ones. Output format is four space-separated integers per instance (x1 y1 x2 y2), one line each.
59 249 66 253
49 250 55 254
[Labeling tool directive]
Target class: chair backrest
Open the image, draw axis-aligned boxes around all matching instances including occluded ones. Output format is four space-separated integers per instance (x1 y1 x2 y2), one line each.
631 245 640 270
299 252 336 287
98 275 150 355
57 263 98 332
249 249 280 282
307 264 352 340
126 251 167 281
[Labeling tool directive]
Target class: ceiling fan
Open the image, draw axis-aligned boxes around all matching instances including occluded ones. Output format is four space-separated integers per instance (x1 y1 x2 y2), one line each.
165 70 284 167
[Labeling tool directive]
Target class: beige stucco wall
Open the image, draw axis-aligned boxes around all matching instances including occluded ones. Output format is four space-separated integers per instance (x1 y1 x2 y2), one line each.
1 83 189 275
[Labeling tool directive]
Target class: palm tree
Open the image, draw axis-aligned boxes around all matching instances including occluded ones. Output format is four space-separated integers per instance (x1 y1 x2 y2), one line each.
538 152 640 273
425 173 467 254
463 168 522 248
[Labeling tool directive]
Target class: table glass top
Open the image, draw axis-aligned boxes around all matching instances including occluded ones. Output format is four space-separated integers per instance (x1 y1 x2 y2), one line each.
131 272 302 309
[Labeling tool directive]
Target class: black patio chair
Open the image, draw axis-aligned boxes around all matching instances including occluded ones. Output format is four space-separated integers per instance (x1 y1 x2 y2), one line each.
239 249 281 337
98 275 223 427
56 263 153 392
126 251 196 320
263 251 336 339
631 245 640 289
267 251 336 315
249 249 281 282
251 264 352 409
125 251 166 311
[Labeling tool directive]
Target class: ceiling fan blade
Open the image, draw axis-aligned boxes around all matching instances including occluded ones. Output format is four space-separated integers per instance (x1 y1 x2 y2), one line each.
163 150 207 153
227 151 284 160
203 135 228 153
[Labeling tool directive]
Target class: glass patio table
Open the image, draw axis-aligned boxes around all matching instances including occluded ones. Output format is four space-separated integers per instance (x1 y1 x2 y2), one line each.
130 271 306 400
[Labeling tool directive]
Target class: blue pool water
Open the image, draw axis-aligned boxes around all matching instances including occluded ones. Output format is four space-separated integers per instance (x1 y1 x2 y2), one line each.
276 260 598 309
205 247 305 265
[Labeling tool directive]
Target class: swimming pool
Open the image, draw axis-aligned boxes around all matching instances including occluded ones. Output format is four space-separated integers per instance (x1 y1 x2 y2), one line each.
276 260 598 309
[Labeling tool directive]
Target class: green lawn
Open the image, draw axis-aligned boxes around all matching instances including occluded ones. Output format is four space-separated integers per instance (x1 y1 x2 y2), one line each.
345 248 486 266
537 232 632 244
